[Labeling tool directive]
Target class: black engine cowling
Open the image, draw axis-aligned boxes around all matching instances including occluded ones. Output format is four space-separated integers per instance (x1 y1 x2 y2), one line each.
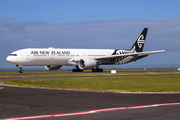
78 58 97 70
45 65 62 70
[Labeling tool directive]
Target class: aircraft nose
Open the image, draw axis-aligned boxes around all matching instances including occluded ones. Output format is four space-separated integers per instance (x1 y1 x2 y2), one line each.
6 56 17 64
6 56 11 62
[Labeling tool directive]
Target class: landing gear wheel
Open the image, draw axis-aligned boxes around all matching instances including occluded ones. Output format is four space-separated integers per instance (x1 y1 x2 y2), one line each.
92 68 103 72
18 66 24 73
72 69 84 72
100 68 103 72
19 70 24 73
72 66 84 72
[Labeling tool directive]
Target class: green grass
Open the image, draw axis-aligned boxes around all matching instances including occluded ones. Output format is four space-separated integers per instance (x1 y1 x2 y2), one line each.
1 70 180 78
3 75 180 92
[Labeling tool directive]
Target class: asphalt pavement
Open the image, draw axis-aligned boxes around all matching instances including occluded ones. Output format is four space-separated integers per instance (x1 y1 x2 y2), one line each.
1 70 180 120
0 85 180 120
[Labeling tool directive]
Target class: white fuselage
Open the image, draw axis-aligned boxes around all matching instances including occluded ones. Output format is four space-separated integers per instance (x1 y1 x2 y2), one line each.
7 48 119 66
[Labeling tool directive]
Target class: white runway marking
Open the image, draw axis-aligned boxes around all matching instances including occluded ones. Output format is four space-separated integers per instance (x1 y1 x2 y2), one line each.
2 102 180 120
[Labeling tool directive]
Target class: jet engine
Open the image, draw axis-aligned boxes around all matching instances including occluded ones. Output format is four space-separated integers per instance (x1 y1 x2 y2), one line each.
78 58 97 70
45 65 62 70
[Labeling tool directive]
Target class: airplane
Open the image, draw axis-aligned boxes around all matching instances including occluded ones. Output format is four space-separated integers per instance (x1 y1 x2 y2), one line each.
6 28 167 73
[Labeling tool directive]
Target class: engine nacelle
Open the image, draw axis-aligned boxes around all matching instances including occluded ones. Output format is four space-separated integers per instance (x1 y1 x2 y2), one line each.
78 58 97 70
45 65 62 70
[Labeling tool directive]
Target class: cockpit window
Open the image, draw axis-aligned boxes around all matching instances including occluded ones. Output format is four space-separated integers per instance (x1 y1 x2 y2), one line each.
10 54 17 56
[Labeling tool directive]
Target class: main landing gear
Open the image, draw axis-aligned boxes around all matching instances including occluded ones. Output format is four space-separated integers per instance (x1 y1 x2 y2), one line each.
72 66 84 72
92 68 103 72
72 66 103 72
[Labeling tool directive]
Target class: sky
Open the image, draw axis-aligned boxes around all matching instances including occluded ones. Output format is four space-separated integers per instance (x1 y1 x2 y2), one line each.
0 0 180 69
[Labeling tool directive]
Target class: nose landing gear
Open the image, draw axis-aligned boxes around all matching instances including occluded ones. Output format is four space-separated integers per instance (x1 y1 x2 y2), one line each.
16 65 24 73
19 67 24 73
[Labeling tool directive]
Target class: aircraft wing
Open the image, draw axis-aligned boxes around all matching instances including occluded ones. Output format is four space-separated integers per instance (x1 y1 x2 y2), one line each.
95 50 168 60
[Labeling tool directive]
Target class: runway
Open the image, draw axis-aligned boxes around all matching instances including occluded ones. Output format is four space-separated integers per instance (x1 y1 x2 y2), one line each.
1 70 180 120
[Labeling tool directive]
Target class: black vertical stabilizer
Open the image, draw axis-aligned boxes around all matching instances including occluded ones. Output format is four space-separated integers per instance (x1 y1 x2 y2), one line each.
130 28 148 52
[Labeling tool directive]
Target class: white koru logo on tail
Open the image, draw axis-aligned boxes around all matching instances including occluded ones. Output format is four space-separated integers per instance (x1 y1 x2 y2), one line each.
137 35 145 48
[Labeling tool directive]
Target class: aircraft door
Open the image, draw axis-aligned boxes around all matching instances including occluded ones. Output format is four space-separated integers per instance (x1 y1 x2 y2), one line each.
25 52 30 59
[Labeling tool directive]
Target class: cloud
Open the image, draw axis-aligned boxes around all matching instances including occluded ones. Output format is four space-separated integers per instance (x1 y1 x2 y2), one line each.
1 17 180 68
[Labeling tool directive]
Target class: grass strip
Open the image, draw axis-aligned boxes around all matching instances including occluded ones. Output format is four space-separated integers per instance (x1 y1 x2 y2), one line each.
1 71 180 78
3 75 180 92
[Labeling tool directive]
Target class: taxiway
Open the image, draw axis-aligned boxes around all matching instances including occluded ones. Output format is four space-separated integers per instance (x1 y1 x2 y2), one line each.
0 70 180 120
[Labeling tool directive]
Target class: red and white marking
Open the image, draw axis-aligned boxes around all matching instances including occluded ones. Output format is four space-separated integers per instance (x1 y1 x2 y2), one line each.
2 102 180 120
